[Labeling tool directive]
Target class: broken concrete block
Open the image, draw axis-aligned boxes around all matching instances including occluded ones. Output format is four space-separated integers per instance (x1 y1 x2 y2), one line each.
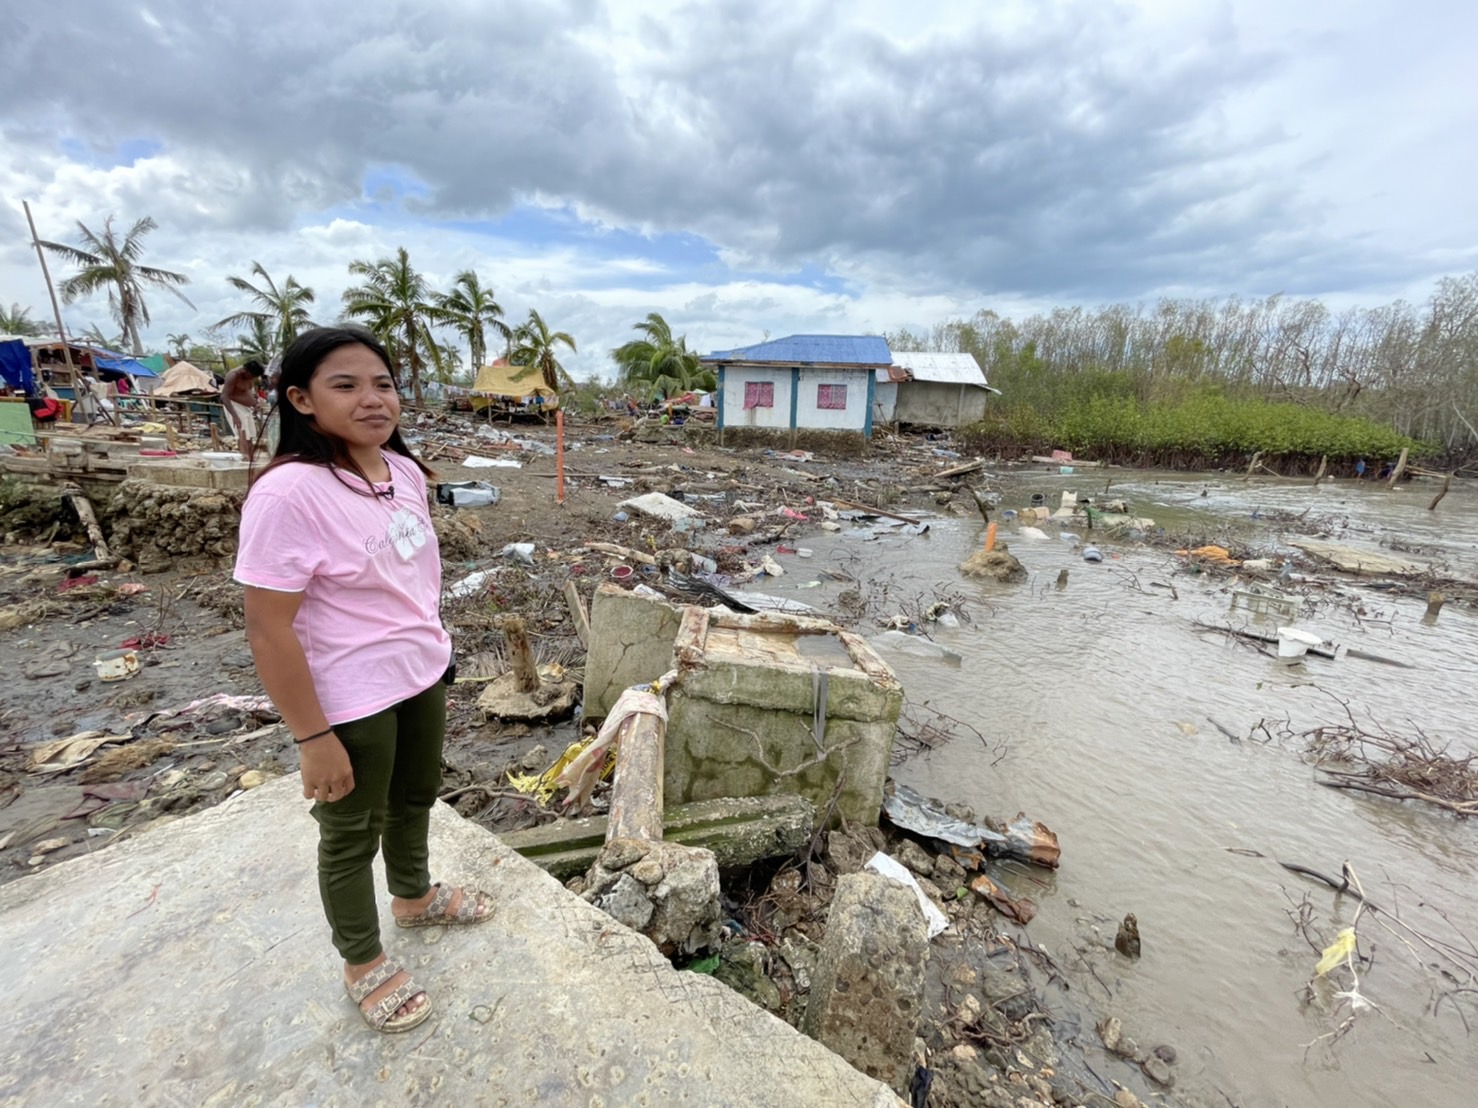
800 871 929 1093
667 613 901 826
583 838 721 955
582 586 685 718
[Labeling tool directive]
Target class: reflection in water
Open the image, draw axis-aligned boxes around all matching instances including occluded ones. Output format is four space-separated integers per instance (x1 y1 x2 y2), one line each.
749 473 1478 1108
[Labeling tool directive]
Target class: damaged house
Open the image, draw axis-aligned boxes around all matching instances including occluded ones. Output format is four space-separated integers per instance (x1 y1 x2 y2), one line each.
874 351 1000 429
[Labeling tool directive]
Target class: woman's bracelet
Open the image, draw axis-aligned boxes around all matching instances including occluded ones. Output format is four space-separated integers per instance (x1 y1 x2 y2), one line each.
294 727 334 745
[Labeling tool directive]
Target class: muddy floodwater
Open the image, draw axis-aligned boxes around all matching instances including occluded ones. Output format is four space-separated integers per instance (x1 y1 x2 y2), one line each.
766 472 1478 1107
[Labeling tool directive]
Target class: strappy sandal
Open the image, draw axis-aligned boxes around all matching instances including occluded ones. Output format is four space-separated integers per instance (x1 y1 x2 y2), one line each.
395 882 495 929
344 957 432 1033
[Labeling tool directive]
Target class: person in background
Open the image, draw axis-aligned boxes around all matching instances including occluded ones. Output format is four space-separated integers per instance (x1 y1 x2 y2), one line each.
263 353 283 457
222 359 266 460
1354 458 1367 479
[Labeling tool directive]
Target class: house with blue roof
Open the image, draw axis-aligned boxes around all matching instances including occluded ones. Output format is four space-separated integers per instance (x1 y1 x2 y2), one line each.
699 335 892 438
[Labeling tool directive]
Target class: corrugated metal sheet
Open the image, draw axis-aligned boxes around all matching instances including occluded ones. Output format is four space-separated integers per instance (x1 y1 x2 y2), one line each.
889 351 989 388
703 334 893 366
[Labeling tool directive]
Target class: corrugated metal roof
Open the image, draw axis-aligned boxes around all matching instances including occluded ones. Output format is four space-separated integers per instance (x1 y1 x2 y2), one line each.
703 334 893 366
889 351 989 388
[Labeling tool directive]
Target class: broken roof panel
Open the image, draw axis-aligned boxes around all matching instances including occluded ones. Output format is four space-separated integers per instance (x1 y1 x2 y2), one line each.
888 351 987 387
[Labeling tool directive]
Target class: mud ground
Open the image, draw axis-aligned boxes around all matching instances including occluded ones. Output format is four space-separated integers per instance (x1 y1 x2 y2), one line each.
9 414 1455 1108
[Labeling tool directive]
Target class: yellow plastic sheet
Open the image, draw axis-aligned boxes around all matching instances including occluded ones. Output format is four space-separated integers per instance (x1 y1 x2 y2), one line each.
1316 927 1357 976
506 737 610 805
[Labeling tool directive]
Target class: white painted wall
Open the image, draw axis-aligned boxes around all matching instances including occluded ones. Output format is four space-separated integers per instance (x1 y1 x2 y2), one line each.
794 367 869 431
721 367 792 429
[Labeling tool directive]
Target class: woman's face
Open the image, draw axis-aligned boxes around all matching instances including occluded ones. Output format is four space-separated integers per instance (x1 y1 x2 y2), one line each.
286 343 399 451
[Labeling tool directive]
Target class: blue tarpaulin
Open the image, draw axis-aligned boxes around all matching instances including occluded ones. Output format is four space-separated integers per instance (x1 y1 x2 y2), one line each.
0 339 35 393
94 355 158 378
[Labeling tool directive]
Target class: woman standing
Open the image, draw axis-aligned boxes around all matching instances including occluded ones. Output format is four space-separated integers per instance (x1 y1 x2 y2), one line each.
234 326 492 1033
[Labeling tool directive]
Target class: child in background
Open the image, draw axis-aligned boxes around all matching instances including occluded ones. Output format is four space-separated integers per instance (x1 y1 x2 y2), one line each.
234 325 493 1033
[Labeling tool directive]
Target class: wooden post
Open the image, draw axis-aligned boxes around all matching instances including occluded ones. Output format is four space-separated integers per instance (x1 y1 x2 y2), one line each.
1428 472 1453 511
1311 455 1327 486
555 408 565 503
966 485 992 524
1425 591 1446 621
62 486 115 566
1244 450 1262 482
502 616 541 693
606 710 665 842
21 201 78 385
1386 447 1409 488
563 580 590 648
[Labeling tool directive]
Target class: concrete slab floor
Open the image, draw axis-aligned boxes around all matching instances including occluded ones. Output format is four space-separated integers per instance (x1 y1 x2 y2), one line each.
0 777 900 1107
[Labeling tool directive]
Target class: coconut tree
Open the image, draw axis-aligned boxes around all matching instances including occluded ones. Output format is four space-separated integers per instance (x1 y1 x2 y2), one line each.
509 308 577 393
434 270 509 370
39 215 193 354
212 262 316 355
1 303 48 337
341 247 439 403
166 332 193 358
234 316 277 364
78 322 127 350
610 312 714 401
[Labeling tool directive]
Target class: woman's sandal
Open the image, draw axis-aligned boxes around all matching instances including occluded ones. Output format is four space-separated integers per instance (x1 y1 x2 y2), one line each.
395 883 495 929
344 958 432 1033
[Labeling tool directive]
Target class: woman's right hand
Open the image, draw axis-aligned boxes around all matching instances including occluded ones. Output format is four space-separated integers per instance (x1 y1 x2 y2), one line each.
299 734 355 803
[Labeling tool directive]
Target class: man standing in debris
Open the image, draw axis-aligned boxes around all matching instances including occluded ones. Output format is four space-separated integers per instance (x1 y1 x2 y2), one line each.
222 359 266 460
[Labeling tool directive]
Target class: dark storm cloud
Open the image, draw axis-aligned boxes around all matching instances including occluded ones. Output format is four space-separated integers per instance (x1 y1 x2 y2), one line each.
0 0 1428 301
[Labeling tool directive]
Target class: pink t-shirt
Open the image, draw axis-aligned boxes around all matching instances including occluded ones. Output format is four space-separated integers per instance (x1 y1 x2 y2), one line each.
233 452 451 724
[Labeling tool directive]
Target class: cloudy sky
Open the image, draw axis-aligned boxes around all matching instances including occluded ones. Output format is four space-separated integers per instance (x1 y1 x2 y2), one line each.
3 0 1475 378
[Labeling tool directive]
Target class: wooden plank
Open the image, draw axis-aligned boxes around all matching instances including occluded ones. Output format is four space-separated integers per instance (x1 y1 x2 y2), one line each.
563 580 590 648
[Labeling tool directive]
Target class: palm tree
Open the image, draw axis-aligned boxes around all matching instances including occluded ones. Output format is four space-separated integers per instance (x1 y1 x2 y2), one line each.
39 215 193 354
78 322 127 350
212 262 315 355
1 303 48 337
234 317 277 363
166 332 193 358
422 333 464 387
509 308 577 393
434 270 509 370
610 312 714 401
341 247 439 402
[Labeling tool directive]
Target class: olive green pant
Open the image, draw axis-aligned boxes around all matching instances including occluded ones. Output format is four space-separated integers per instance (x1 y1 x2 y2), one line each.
311 680 445 964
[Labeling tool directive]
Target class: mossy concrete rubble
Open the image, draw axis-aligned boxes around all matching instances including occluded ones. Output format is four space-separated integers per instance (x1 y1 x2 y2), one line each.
500 794 816 879
801 871 930 1094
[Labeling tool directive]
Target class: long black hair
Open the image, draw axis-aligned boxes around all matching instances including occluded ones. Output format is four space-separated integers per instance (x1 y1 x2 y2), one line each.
252 324 432 495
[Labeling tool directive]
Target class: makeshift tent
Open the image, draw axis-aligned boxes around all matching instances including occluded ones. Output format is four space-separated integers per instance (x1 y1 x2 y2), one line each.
94 355 158 378
153 360 219 397
0 338 35 394
470 360 559 410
